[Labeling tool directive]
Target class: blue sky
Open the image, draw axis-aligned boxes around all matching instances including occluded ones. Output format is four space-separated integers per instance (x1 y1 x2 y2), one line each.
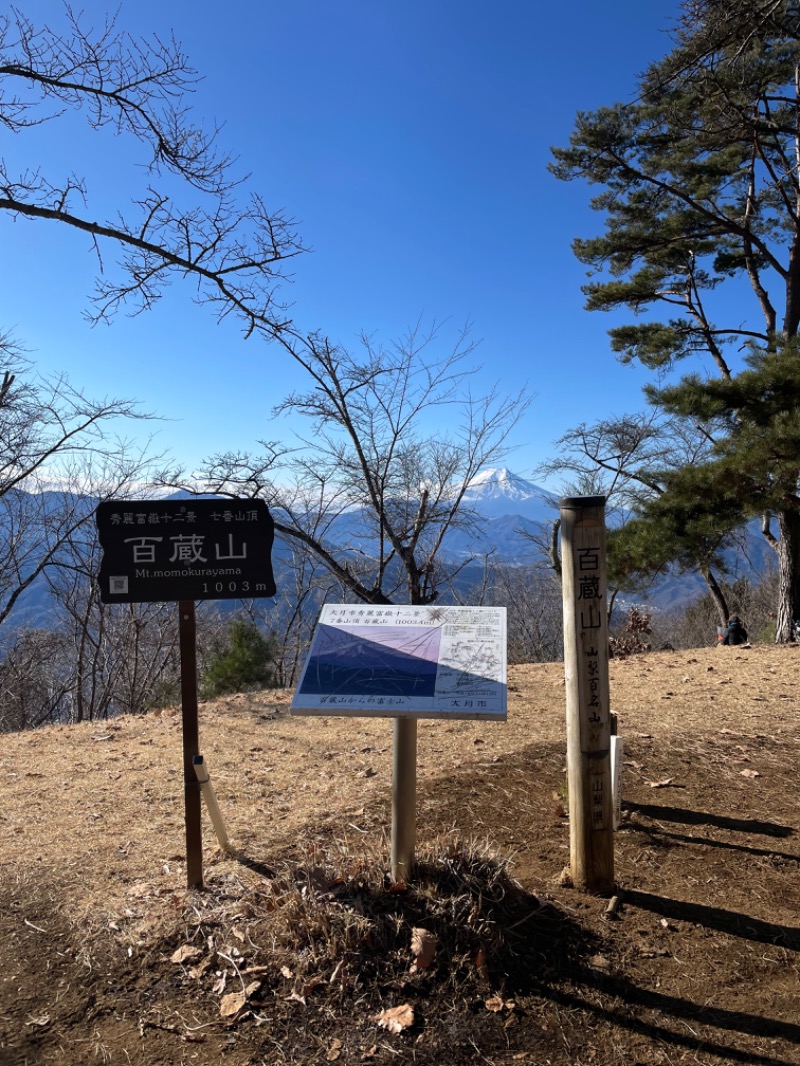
4 1 679 484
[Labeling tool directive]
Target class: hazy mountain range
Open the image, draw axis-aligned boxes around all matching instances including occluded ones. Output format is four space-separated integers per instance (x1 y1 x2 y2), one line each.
3 468 774 632
453 469 774 610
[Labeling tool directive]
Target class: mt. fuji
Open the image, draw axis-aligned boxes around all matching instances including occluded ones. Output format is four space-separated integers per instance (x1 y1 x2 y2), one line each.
433 468 558 563
460 468 556 523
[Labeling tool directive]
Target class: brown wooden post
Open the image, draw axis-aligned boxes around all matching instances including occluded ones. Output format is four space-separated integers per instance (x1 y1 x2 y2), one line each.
560 496 614 893
179 600 203 889
391 717 417 882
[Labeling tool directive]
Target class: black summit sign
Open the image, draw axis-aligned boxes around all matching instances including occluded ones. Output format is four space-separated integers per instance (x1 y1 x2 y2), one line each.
96 499 276 604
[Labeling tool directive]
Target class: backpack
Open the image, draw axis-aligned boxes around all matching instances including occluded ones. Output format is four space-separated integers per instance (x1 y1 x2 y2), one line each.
724 617 747 645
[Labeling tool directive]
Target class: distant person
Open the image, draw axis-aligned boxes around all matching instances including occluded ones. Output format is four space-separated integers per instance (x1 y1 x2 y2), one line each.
722 614 748 646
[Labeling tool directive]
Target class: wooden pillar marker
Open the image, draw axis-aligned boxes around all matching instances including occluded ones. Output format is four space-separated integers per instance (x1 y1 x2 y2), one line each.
560 496 615 893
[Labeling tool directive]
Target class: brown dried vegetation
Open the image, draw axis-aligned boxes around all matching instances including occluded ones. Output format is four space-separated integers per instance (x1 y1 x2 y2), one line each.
2 645 800 1064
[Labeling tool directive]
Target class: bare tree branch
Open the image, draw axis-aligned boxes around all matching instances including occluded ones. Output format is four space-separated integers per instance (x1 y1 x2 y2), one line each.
166 324 531 607
0 7 307 339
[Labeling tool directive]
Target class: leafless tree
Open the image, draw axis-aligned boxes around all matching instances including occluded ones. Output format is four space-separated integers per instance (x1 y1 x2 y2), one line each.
169 324 531 607
0 6 305 341
0 497 184 731
43 533 181 722
210 548 345 688
536 412 741 626
0 341 158 629
483 564 563 663
0 3 310 638
0 598 181 730
0 628 72 732
266 549 348 687
1 9 535 679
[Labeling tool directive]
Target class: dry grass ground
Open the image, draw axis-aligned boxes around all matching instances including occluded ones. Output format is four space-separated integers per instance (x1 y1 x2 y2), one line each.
1 643 800 1065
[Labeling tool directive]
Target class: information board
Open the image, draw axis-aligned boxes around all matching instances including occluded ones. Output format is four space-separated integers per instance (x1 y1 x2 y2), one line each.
96 498 276 603
291 604 507 719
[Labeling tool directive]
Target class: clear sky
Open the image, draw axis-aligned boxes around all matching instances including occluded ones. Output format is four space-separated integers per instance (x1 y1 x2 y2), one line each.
4 1 680 484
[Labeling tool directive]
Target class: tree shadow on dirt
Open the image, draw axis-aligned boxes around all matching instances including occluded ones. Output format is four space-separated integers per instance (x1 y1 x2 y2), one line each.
623 888 800 950
624 800 794 837
625 821 800 865
402 854 598 989
394 853 800 1063
405 862 800 1065
506 892 800 1066
222 840 800 1064
542 978 800 1066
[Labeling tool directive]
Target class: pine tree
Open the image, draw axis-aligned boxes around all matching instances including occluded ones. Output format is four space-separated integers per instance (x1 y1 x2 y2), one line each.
201 619 279 698
552 0 800 641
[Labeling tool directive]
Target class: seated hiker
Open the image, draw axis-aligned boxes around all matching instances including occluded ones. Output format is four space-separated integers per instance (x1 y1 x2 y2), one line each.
722 614 748 645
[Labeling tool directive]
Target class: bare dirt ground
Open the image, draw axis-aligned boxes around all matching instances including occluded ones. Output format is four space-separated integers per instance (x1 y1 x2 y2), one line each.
2 643 800 1065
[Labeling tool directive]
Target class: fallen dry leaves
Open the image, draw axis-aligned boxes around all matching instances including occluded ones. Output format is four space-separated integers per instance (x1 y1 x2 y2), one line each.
485 995 516 1012
409 927 438 972
326 1037 343 1061
375 1003 414 1033
170 944 202 965
219 991 246 1018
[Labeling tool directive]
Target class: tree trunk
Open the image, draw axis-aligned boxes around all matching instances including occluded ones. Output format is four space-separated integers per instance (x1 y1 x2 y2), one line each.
702 568 729 630
775 508 800 642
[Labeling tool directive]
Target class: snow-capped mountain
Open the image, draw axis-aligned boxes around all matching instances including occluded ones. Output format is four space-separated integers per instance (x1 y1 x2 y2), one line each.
304 468 558 563
460 468 557 522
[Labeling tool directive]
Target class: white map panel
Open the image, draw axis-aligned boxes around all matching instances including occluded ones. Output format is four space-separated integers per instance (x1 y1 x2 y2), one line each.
291 604 507 719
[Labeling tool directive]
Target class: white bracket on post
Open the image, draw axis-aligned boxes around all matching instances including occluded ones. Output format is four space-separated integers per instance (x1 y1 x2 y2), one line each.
193 755 232 854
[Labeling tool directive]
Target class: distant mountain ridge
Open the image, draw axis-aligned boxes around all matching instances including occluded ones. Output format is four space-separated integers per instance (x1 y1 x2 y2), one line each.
453 468 774 610
1 468 775 632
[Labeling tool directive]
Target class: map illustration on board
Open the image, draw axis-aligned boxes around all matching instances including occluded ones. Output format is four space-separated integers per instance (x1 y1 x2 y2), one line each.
291 605 506 719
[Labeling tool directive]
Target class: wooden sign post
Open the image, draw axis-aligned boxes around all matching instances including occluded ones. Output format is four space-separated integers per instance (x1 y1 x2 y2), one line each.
179 601 204 889
291 604 508 883
391 717 417 882
96 498 276 890
560 496 615 893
